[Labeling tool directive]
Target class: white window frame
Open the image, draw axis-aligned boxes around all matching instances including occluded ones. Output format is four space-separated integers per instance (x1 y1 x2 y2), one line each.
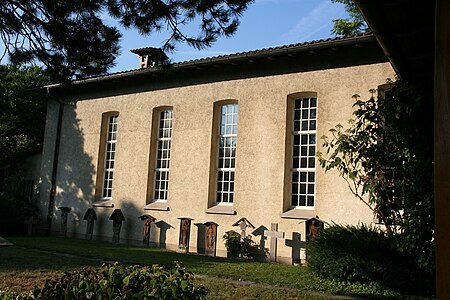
153 109 173 202
215 103 238 205
102 114 118 200
291 97 317 209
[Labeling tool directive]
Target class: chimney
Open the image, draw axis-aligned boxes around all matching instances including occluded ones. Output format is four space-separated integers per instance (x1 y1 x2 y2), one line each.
130 47 168 69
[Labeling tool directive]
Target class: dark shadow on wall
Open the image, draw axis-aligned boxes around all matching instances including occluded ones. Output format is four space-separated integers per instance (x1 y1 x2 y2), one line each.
155 220 174 249
252 225 268 257
285 232 305 265
99 199 175 248
40 106 176 245
38 101 96 236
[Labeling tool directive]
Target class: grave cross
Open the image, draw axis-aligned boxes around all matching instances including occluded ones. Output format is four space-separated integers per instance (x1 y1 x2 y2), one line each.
285 232 306 265
24 215 39 236
59 207 72 237
263 223 285 262
232 217 255 239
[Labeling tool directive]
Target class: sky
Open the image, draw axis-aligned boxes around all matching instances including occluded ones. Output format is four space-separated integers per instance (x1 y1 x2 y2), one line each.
110 0 348 72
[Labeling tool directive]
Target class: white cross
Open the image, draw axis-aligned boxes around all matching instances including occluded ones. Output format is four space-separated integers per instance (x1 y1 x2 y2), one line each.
264 223 285 262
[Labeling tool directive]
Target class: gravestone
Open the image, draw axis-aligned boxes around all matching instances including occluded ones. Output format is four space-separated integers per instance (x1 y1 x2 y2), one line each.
58 207 72 237
178 217 193 253
232 217 255 239
263 223 285 262
83 208 97 240
138 214 156 246
285 232 305 265
204 222 218 257
109 209 125 244
23 213 40 236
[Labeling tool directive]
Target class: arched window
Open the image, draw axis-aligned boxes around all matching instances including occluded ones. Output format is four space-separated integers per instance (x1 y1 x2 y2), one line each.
207 100 238 215
283 92 318 218
95 111 119 203
145 106 173 210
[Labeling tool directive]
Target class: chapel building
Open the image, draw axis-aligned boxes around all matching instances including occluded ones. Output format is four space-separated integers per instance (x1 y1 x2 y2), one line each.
37 33 395 263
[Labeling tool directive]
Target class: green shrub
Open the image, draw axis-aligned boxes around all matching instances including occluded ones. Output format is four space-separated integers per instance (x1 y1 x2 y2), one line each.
223 231 243 259
307 223 434 296
0 192 37 235
0 193 21 235
32 262 207 299
223 231 266 261
0 289 33 300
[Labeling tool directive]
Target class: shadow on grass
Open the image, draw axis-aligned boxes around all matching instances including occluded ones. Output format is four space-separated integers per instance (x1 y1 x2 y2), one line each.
2 235 231 271
2 236 423 300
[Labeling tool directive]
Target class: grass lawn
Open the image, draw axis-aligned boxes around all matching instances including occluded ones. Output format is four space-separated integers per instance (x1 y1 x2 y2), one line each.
0 236 425 299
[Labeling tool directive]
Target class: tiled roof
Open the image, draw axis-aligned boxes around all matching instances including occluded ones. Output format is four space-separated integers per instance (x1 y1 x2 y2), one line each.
177 32 373 65
46 32 375 88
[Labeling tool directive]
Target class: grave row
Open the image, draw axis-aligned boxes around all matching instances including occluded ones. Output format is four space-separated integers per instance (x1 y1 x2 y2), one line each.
51 207 324 262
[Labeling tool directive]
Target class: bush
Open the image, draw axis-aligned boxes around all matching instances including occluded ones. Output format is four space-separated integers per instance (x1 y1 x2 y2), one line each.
223 231 266 261
223 231 242 258
31 262 207 299
0 289 33 300
307 224 434 296
0 193 21 235
0 193 37 235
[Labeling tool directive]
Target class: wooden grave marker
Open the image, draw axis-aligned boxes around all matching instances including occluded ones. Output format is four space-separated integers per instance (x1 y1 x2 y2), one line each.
83 208 96 240
58 207 71 237
178 217 193 253
109 209 125 244
232 217 255 239
204 221 218 257
138 214 156 246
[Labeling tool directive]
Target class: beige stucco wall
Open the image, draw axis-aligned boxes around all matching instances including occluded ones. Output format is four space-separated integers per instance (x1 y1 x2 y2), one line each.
38 61 395 263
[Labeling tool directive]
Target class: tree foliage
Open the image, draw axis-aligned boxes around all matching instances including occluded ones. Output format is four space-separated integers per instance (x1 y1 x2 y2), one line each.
1 0 254 80
331 0 368 36
0 65 49 165
317 80 434 273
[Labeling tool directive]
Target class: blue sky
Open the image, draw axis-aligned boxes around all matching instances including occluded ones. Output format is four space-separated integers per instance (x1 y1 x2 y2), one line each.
111 0 348 72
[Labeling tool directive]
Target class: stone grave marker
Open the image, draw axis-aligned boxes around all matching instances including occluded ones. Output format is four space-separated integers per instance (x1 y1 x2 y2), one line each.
23 213 40 236
58 207 72 237
109 209 125 244
83 208 96 240
178 217 193 253
264 223 285 262
138 214 156 246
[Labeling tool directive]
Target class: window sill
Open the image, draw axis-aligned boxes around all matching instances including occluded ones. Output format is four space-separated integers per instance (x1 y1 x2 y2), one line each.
144 202 169 211
93 200 114 208
281 208 316 219
205 205 236 215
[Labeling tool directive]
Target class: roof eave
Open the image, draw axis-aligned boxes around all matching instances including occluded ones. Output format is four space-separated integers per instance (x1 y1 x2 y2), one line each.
44 34 377 90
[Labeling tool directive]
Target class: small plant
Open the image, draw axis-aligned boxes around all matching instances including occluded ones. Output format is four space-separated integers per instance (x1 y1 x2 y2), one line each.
0 289 33 300
223 231 242 259
223 231 266 260
32 262 207 299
